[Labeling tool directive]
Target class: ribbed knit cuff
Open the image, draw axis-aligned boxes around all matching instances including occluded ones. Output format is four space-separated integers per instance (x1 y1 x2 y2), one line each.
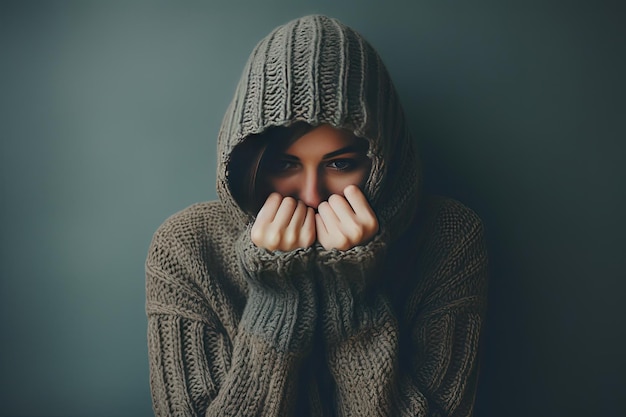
315 231 388 345
237 226 317 353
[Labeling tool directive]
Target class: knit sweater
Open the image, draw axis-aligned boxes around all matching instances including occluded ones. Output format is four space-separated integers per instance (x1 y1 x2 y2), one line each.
146 15 488 417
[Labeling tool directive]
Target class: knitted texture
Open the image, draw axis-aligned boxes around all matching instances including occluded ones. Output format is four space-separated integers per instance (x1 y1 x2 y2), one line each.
147 14 488 417
146 197 488 416
217 15 419 241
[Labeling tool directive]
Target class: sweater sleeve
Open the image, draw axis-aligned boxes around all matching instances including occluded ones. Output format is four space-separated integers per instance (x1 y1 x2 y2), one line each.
315 200 488 417
146 221 317 417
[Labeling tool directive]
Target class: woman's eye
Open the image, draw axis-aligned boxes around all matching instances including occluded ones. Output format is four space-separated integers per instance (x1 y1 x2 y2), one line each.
327 159 356 171
268 160 297 173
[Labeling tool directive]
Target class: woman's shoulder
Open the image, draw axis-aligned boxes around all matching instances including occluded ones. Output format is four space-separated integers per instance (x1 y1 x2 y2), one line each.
407 195 487 264
390 195 486 268
150 200 238 249
418 195 484 239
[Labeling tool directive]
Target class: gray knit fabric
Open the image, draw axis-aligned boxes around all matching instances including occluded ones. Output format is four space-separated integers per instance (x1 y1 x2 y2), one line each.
146 14 488 417
217 15 419 241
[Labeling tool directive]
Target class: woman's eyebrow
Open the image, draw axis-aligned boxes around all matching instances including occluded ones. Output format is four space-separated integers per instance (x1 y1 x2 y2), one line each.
279 145 365 160
278 154 300 161
322 145 364 159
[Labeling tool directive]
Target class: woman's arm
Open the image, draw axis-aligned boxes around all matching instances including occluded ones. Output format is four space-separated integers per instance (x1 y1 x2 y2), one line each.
146 216 317 417
315 197 488 417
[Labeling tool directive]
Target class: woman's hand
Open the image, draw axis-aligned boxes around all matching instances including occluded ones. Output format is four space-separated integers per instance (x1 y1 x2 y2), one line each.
251 186 378 252
251 193 316 251
315 185 379 251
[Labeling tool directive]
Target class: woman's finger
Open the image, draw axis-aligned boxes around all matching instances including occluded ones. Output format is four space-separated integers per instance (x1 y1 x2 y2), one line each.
255 192 283 223
327 193 356 224
300 206 316 247
315 212 329 242
281 200 307 249
272 196 298 229
344 185 378 236
316 200 340 228
287 200 307 229
343 185 376 220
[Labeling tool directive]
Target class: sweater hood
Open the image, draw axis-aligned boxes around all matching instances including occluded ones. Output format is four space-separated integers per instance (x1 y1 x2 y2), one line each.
217 15 420 240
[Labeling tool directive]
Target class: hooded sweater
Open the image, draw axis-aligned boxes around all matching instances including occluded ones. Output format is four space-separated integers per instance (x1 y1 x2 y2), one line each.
146 15 488 417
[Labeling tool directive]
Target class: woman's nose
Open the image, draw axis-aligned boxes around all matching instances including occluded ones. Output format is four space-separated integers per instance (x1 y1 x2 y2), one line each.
298 172 325 209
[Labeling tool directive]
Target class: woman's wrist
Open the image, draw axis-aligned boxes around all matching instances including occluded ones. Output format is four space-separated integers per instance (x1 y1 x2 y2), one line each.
237 226 318 352
314 231 388 344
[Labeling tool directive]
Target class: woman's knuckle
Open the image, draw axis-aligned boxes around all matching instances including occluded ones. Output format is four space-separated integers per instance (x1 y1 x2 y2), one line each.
250 226 264 244
282 232 296 248
341 222 359 241
328 194 341 205
264 231 281 249
335 235 349 248
299 229 312 242
282 196 297 209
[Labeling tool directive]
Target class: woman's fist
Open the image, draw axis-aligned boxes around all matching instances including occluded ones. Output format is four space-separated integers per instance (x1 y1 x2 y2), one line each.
251 193 316 251
251 186 378 252
315 185 379 251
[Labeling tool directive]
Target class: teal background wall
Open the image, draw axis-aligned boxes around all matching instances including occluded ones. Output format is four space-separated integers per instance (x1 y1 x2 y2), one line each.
1 1 624 416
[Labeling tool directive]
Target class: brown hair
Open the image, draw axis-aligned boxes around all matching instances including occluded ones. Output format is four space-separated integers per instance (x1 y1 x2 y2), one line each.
227 122 316 214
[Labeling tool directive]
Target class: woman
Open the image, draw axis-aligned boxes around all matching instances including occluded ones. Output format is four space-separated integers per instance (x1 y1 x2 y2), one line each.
146 14 488 417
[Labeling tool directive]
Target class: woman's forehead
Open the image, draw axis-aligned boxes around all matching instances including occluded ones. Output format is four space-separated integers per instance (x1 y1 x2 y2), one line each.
283 125 365 156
